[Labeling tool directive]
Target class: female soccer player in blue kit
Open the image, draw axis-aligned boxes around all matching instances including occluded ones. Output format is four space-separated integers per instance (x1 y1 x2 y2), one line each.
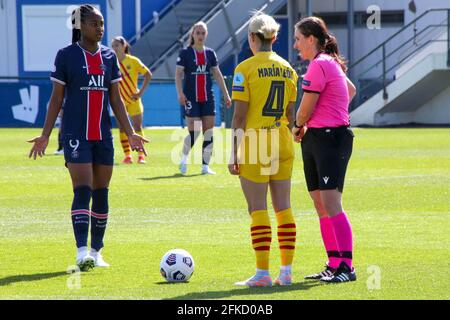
28 5 148 271
175 21 231 175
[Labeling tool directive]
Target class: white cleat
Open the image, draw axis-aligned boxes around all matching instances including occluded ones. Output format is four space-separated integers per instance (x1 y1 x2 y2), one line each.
54 149 64 155
91 250 110 268
179 162 187 175
234 274 273 287
201 165 216 175
76 249 95 272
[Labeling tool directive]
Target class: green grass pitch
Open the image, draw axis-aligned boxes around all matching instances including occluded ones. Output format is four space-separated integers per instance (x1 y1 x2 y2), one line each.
0 128 449 299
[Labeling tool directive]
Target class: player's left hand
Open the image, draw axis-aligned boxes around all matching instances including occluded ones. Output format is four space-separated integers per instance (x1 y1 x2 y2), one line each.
128 133 149 156
131 91 141 101
228 163 240 175
292 125 307 143
224 95 232 109
28 135 49 160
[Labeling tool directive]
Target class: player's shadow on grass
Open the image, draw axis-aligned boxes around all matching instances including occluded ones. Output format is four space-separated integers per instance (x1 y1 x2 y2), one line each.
140 173 203 181
0 271 67 286
161 281 324 300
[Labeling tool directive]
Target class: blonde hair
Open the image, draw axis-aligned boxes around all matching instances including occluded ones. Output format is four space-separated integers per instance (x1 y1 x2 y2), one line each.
189 21 208 46
248 12 280 41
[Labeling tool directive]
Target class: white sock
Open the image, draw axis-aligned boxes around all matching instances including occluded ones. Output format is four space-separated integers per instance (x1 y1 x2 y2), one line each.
180 154 188 164
280 265 292 274
256 268 269 277
202 164 209 170
77 246 88 258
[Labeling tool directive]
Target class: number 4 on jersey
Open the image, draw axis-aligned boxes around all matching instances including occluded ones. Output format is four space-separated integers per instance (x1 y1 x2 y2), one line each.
262 81 285 120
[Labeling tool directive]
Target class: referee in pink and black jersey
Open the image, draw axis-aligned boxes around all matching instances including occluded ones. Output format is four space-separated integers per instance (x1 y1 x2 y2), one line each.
292 17 357 283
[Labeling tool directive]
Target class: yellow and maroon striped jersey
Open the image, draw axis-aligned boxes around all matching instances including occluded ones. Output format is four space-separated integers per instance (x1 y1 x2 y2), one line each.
118 54 149 104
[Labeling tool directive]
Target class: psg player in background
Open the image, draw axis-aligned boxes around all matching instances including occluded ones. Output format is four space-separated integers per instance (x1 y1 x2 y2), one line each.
175 21 231 175
28 5 148 271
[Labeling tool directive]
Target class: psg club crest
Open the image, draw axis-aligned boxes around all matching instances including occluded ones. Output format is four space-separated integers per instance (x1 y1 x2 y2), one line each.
99 64 107 72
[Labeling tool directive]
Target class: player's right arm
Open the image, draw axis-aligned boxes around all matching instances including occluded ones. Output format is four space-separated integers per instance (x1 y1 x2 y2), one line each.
229 100 248 175
29 49 68 159
28 81 65 159
175 50 188 106
229 64 250 175
175 66 187 106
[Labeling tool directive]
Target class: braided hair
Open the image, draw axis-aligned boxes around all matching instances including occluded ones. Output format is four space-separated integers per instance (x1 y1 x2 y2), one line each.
71 4 97 43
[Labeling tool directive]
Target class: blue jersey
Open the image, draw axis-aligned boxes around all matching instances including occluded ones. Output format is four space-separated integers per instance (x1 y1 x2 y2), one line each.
50 43 122 141
176 46 218 103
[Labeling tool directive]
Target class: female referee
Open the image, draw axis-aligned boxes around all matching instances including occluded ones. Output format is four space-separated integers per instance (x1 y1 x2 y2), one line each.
229 13 298 287
292 16 357 283
175 21 231 175
28 5 148 271
112 36 152 164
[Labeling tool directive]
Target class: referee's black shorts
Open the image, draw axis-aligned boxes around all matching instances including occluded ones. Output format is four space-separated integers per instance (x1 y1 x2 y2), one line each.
301 126 354 192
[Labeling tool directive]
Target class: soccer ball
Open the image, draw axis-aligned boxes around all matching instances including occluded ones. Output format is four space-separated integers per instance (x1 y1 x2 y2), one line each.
160 249 195 282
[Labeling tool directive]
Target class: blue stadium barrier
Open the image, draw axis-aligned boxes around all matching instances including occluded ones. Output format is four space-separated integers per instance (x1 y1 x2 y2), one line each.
141 81 222 127
0 80 223 128
0 80 52 128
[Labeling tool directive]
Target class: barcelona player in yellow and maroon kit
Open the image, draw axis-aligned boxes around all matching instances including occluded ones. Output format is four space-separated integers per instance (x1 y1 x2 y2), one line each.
112 36 152 164
229 13 298 287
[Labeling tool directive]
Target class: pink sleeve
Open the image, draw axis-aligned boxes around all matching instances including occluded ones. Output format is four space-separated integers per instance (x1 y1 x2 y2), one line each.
301 59 325 93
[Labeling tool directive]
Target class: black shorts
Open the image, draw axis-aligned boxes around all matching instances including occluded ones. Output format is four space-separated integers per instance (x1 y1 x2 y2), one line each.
64 136 114 166
184 100 215 118
301 126 354 192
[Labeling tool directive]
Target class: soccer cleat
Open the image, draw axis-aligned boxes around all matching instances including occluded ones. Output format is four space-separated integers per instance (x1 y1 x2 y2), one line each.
90 250 110 268
201 165 216 175
321 262 356 283
54 148 64 155
304 265 336 280
122 156 133 164
235 274 273 287
179 163 187 175
274 273 292 286
138 155 146 164
76 253 95 272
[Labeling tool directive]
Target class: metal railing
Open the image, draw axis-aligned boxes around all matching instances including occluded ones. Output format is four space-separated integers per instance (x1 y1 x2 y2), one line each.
149 0 232 72
348 8 450 111
128 0 182 46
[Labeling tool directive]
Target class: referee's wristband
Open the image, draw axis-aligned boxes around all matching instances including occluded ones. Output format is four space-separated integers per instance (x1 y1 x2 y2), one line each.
294 121 302 129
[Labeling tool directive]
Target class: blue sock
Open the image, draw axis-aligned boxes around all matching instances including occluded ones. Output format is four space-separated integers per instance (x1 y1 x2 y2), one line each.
71 186 92 248
90 188 109 251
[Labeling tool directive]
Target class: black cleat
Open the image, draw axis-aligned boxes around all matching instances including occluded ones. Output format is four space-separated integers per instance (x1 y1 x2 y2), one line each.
304 265 336 280
321 262 356 283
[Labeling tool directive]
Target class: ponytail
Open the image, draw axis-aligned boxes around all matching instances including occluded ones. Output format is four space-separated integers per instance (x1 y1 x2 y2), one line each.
324 35 347 73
